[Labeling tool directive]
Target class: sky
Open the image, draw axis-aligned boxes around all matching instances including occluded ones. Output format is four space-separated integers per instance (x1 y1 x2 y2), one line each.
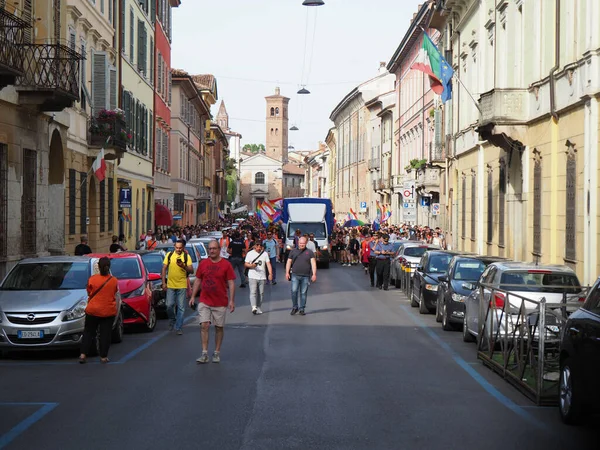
171 0 416 152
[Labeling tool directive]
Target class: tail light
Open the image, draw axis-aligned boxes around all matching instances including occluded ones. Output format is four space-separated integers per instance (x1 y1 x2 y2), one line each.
490 292 505 308
578 296 586 302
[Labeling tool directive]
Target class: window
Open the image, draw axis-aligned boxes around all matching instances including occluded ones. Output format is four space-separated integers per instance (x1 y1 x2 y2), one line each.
69 169 76 235
137 20 147 75
129 9 134 62
487 169 493 243
150 38 154 85
275 128 278 136
255 172 265 184
21 149 37 255
499 159 506 247
108 177 114 231
120 1 125 52
69 28 76 50
100 0 104 14
80 172 87 234
471 172 476 240
533 154 542 255
275 107 279 116
270 107 274 116
270 128 273 136
0 144 7 258
461 175 466 240
91 51 108 113
100 179 106 233
585 282 600 315
565 150 576 261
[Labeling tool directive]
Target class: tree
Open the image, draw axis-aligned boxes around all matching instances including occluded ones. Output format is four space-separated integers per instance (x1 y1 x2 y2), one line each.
243 143 265 154
226 174 237 203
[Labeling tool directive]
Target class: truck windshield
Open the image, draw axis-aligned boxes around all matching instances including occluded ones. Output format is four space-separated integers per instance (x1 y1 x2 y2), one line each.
288 223 327 239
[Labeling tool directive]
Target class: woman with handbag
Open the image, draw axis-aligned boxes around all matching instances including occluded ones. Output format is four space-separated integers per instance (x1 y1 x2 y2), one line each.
79 257 119 364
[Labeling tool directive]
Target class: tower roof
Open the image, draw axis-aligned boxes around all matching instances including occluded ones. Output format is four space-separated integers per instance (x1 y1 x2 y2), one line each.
265 86 290 100
217 100 228 118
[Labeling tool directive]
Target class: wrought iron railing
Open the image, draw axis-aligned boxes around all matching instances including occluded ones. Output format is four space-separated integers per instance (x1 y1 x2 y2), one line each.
368 158 381 171
197 186 211 200
0 7 29 76
15 43 82 99
88 115 128 151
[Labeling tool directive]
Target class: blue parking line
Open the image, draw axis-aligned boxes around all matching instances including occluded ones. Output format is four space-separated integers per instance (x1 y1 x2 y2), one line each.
399 304 548 431
0 402 58 449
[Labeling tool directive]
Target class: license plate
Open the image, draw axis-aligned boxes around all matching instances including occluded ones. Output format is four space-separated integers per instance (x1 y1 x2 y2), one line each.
17 330 44 339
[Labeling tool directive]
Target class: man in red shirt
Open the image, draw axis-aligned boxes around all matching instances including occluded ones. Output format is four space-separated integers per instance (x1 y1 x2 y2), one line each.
190 239 236 364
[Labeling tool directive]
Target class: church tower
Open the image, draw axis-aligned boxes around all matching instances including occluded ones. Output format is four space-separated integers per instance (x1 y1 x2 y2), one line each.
217 100 229 132
265 87 289 163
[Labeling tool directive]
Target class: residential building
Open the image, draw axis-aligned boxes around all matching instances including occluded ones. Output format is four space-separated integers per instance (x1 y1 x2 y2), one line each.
0 0 83 277
239 151 282 210
282 162 305 198
209 122 229 218
170 69 211 226
216 100 242 206
324 128 337 201
387 4 446 228
304 144 330 198
153 0 181 221
118 0 155 242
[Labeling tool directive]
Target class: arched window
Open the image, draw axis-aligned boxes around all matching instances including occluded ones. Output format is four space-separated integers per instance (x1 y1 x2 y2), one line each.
270 128 274 136
275 128 279 136
275 107 280 116
270 107 275 116
255 172 265 184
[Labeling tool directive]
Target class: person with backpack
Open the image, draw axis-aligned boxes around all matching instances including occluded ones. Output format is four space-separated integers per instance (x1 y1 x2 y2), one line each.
161 240 193 334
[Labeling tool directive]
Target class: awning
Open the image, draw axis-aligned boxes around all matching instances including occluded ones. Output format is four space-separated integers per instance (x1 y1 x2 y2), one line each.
231 205 248 214
155 203 173 226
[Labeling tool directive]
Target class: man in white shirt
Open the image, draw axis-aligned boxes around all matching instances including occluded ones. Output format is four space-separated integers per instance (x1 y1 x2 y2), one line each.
244 241 273 315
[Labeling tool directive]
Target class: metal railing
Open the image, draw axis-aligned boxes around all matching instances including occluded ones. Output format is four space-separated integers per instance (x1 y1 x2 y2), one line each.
15 42 82 100
197 186 211 200
476 283 589 405
0 7 29 77
88 115 128 151
372 179 379 191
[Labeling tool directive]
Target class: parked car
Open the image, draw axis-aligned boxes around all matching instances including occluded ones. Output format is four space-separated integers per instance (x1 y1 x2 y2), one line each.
156 243 199 286
389 242 409 287
393 243 440 290
132 250 166 314
411 250 459 314
559 276 600 424
437 255 508 331
187 239 208 261
88 253 157 332
0 256 123 351
462 262 583 342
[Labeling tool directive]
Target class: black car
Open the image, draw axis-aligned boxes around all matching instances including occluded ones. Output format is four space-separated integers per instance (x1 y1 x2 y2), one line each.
411 251 459 314
436 255 507 331
559 277 600 424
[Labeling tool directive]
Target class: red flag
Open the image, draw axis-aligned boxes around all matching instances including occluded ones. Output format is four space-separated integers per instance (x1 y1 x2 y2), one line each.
92 148 106 181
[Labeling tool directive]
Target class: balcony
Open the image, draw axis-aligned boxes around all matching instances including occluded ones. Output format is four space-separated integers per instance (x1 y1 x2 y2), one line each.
0 7 30 89
383 177 392 190
15 42 82 111
368 158 381 171
197 186 211 200
392 174 404 188
250 183 269 194
88 112 128 157
416 166 441 190
479 88 529 126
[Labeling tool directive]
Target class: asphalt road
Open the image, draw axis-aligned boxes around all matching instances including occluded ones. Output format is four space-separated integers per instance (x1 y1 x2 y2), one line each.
0 263 597 450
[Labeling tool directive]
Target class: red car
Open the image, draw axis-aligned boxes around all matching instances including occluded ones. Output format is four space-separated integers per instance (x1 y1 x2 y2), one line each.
88 253 158 332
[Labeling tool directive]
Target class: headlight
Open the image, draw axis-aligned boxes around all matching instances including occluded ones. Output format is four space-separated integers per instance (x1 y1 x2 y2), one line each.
123 284 146 299
64 298 87 321
321 245 328 250
425 284 438 291
451 293 466 302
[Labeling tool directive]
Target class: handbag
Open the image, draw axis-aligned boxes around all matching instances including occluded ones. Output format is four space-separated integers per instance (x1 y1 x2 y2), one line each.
244 250 265 277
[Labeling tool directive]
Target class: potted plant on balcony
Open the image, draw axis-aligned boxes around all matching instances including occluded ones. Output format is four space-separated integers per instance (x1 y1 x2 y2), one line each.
97 108 125 122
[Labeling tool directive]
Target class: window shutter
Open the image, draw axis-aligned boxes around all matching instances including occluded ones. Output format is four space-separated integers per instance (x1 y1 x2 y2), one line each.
151 0 156 23
69 29 76 50
137 20 143 73
498 159 506 247
150 38 154 85
565 154 576 261
157 54 162 95
168 71 172 105
91 51 108 114
121 2 125 52
23 0 33 43
108 177 114 231
164 130 168 171
471 172 476 240
109 67 117 111
533 157 542 255
69 169 76 235
100 179 106 233
80 171 87 234
129 9 134 62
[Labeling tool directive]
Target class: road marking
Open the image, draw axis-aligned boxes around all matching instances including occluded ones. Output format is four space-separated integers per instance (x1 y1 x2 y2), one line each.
399 304 548 431
0 402 58 449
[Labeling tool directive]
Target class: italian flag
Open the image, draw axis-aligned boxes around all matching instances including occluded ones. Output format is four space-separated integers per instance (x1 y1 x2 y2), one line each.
411 33 446 96
92 148 106 182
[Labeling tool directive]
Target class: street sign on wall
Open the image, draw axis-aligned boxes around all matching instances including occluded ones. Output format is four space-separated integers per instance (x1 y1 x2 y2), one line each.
359 201 367 212
119 188 132 208
402 181 415 200
432 203 440 215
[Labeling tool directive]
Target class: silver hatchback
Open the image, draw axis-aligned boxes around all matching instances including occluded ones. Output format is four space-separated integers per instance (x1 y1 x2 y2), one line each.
0 256 123 351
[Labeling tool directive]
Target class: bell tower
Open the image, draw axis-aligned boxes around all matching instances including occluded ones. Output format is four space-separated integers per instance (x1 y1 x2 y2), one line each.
217 100 229 131
265 87 290 163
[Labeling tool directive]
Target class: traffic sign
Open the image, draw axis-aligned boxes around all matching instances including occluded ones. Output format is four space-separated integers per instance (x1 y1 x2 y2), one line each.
402 182 415 200
432 203 440 215
359 201 367 212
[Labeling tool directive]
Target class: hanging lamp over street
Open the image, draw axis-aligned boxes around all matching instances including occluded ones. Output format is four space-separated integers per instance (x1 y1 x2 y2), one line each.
297 86 311 94
290 125 299 131
302 0 324 5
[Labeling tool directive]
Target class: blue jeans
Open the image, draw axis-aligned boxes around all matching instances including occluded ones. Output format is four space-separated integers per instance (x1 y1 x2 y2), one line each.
291 274 310 310
166 288 186 330
269 257 277 281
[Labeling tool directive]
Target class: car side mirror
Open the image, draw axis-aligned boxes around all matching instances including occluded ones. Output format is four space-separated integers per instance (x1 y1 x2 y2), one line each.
438 275 448 283
147 273 161 281
416 265 423 272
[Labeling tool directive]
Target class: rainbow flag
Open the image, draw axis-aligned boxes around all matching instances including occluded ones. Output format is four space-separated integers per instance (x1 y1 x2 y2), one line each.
349 208 358 219
375 200 382 222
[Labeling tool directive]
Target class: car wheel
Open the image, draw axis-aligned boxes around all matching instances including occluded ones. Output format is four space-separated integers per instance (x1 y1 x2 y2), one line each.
145 305 157 332
435 295 443 323
559 358 583 425
462 314 475 342
442 301 454 331
419 291 429 314
111 313 124 344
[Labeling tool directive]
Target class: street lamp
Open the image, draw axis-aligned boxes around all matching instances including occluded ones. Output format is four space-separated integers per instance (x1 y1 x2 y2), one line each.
297 86 311 94
290 125 299 131
302 0 324 5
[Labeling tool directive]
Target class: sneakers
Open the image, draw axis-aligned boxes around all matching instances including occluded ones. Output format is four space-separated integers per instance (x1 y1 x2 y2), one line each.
176 329 183 335
299 309 306 316
272 281 277 285
212 352 220 363
290 307 299 315
252 307 257 315
196 353 209 364
256 307 263 315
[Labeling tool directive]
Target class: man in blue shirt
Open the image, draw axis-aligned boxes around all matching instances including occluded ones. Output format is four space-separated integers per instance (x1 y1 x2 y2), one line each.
374 234 395 290
263 231 279 285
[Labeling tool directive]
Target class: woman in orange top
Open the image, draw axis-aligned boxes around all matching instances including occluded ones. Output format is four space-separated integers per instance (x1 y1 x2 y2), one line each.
79 257 119 364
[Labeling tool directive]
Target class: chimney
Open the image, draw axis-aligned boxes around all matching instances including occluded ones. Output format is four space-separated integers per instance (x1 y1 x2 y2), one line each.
275 87 280 96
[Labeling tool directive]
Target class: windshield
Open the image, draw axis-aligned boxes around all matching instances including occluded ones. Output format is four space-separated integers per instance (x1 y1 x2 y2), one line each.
161 247 198 263
288 222 327 239
1 262 90 290
499 271 581 293
453 260 487 281
404 247 429 258
141 254 163 274
427 254 453 273
192 243 207 258
109 258 142 279
392 242 402 252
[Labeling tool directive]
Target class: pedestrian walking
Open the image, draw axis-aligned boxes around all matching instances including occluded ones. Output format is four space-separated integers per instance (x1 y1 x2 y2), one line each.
368 233 379 287
245 241 272 315
263 231 278 284
74 235 92 256
374 234 395 290
228 231 247 287
285 237 317 316
109 235 125 253
161 240 194 334
79 257 119 364
190 240 236 364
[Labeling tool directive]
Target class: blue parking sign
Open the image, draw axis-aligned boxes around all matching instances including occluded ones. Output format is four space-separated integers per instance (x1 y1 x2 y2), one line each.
119 188 132 208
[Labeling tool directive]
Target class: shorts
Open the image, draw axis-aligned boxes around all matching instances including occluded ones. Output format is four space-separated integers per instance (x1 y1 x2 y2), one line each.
198 303 227 327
